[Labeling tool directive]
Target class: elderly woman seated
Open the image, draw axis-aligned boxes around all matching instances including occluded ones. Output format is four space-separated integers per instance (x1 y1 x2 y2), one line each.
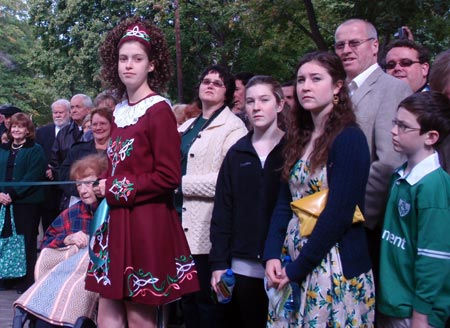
13 153 107 328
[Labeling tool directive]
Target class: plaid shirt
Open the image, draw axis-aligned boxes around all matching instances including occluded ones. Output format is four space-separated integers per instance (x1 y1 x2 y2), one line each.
42 201 96 249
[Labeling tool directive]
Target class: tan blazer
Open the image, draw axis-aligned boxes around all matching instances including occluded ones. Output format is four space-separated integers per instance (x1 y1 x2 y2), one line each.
178 107 247 254
352 67 413 229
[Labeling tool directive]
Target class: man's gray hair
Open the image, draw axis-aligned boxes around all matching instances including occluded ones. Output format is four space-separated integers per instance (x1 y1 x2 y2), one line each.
51 99 70 112
71 94 93 109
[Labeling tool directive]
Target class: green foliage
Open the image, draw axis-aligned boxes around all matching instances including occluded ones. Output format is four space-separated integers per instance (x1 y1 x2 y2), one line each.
0 0 55 125
0 0 449 118
346 0 449 55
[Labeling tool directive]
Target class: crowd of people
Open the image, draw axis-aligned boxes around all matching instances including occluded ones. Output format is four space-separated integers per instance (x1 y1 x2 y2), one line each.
0 15 449 328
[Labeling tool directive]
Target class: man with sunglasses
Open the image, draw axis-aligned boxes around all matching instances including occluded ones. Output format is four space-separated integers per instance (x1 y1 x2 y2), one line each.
384 39 430 93
334 19 412 286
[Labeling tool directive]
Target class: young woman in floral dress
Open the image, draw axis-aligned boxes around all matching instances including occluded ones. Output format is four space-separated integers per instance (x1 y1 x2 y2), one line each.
263 51 375 327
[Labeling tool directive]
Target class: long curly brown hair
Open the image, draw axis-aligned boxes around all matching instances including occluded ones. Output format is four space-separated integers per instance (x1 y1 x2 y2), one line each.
282 51 356 181
99 17 172 98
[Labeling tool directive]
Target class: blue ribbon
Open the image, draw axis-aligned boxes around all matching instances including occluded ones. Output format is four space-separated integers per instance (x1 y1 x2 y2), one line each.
88 198 109 268
0 180 97 187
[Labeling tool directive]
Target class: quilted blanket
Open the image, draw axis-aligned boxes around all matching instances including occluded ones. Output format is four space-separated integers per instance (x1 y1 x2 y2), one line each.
14 245 98 326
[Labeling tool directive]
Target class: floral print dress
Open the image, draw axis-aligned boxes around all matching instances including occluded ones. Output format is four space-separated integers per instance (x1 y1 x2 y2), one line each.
267 159 375 328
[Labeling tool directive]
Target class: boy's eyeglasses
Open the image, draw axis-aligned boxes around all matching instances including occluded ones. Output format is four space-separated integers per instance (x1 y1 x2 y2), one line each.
385 59 421 70
201 79 225 88
392 119 421 133
334 38 374 51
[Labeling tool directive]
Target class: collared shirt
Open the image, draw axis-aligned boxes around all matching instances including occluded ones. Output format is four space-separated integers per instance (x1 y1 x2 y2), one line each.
42 201 96 248
54 122 70 136
417 83 430 93
351 63 379 89
395 152 440 185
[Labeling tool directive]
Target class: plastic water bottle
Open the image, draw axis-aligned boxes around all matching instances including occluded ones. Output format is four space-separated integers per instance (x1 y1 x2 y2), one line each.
215 269 235 304
282 256 300 314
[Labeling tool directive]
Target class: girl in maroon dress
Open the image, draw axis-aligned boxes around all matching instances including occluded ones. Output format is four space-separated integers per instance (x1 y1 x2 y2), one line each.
85 17 199 327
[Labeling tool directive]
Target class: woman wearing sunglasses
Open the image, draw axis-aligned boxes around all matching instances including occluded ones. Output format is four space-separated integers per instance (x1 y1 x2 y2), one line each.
176 64 247 328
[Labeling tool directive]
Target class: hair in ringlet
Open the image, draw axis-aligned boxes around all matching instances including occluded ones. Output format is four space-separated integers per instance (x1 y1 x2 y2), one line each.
8 113 35 141
70 153 108 181
282 51 356 181
99 17 172 98
398 92 450 147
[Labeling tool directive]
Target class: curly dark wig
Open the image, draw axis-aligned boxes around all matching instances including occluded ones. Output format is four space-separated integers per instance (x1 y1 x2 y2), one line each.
99 17 172 98
282 51 357 180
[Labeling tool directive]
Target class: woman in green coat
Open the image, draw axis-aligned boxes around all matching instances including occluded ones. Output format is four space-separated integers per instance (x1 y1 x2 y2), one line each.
0 112 46 293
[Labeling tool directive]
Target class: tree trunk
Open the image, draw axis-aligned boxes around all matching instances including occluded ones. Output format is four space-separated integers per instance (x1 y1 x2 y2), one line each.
303 0 328 50
174 0 183 103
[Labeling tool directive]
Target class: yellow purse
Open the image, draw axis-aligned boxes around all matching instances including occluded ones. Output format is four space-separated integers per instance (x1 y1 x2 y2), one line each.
290 189 364 237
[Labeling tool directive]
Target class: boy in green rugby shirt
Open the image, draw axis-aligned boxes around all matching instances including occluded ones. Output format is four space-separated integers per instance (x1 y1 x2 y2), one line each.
378 92 450 328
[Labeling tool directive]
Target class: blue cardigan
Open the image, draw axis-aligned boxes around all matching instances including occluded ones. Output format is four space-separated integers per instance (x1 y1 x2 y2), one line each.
263 126 372 282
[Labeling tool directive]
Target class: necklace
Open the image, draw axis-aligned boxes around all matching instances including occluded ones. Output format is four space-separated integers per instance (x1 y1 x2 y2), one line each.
11 143 24 150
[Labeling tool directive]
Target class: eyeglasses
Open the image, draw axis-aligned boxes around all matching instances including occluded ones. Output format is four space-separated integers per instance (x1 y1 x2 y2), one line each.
334 38 374 51
385 59 421 70
201 79 225 88
392 119 421 133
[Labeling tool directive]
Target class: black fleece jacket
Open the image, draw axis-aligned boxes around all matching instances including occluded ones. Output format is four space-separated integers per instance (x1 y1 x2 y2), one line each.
210 132 284 271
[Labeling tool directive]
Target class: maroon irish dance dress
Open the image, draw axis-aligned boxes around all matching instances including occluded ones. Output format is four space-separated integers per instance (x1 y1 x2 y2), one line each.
85 94 199 305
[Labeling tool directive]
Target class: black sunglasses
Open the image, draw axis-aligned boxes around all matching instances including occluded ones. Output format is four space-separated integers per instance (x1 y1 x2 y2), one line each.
385 58 421 70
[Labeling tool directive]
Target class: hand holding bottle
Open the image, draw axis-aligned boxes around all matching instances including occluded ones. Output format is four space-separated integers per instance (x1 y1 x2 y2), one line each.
211 269 227 294
213 269 235 304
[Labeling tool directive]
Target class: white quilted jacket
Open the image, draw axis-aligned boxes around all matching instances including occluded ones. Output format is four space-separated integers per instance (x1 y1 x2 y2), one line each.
178 107 247 254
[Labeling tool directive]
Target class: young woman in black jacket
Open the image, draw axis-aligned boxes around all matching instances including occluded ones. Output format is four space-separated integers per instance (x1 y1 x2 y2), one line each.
210 76 286 328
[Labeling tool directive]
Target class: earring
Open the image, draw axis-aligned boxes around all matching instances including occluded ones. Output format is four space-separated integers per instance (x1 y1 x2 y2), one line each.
332 94 339 105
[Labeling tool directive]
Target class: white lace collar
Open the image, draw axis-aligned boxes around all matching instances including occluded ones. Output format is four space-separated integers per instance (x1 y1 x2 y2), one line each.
113 95 170 128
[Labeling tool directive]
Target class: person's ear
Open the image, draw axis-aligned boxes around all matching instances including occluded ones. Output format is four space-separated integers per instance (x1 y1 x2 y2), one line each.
421 62 430 78
277 100 285 113
333 80 343 95
148 61 155 73
372 38 379 55
424 130 439 146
